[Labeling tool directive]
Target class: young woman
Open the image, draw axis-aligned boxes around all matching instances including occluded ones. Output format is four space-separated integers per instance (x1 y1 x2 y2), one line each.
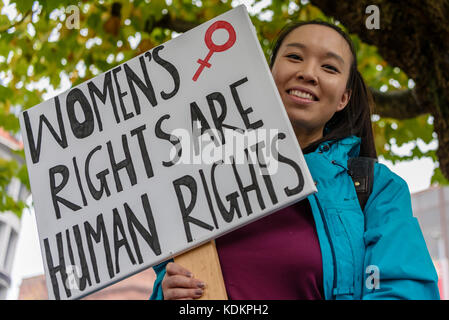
149 21 440 300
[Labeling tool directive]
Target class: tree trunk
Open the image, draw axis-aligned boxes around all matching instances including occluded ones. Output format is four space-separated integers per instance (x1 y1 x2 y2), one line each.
310 0 449 179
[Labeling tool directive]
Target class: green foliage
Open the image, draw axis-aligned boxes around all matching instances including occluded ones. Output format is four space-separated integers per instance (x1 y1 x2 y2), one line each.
0 0 441 217
431 166 449 186
0 157 27 217
373 115 436 162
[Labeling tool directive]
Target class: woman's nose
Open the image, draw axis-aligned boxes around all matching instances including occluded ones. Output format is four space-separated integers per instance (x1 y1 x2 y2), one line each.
296 64 318 85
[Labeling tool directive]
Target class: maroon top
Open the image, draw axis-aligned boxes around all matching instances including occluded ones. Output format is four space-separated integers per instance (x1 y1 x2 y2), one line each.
215 200 324 300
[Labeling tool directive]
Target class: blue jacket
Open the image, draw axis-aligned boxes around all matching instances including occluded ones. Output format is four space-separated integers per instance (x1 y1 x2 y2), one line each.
150 136 440 300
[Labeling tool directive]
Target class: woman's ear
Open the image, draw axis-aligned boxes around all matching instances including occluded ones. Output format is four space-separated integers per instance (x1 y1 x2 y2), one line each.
337 89 352 112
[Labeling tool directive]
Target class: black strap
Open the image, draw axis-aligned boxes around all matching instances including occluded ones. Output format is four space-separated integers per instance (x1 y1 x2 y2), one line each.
347 157 377 211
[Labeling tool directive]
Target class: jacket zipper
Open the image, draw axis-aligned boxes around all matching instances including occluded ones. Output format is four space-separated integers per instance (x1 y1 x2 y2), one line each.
314 193 338 300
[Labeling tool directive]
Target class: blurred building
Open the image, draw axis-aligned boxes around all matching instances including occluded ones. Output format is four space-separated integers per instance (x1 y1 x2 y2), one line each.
0 128 29 300
412 185 449 300
18 267 156 300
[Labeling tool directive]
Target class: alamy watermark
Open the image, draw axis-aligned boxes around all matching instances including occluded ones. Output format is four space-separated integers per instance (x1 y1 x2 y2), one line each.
65 5 80 30
365 5 380 30
64 4 380 31
365 264 381 290
65 264 81 290
167 125 282 175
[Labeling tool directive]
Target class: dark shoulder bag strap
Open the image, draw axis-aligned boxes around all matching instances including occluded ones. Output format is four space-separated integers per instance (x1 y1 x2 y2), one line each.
347 157 377 211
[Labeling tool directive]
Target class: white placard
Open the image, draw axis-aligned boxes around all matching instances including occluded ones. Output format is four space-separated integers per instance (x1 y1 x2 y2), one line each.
19 5 317 300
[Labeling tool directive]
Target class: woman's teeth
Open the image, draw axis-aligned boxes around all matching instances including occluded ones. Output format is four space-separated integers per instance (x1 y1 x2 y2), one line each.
289 89 315 101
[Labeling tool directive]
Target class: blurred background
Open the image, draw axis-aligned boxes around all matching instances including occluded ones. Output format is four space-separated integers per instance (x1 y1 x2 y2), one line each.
0 0 448 299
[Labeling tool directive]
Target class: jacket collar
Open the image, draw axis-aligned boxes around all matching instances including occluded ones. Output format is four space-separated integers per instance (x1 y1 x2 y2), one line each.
312 135 361 165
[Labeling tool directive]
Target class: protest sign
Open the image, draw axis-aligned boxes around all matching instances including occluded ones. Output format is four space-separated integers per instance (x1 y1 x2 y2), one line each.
19 5 317 300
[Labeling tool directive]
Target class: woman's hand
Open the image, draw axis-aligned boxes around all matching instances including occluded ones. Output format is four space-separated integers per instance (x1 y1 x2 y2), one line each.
162 262 206 300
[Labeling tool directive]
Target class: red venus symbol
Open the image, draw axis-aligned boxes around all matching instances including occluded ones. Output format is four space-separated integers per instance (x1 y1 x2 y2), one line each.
192 20 236 82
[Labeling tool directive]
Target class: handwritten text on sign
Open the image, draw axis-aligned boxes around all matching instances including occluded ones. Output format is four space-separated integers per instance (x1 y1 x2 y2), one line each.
19 6 316 300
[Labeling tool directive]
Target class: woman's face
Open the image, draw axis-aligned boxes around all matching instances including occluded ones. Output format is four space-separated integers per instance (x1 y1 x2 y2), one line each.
271 24 353 138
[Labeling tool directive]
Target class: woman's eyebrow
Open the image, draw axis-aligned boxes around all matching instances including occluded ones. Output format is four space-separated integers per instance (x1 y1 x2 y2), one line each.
285 42 345 66
285 42 306 50
324 51 345 66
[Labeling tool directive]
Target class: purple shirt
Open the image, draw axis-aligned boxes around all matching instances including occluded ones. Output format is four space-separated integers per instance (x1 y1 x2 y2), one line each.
215 200 324 300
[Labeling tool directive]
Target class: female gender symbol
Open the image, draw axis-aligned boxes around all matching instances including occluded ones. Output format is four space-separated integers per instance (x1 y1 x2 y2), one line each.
192 20 236 81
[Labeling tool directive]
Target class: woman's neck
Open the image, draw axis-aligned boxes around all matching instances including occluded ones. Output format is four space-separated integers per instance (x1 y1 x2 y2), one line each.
293 126 324 149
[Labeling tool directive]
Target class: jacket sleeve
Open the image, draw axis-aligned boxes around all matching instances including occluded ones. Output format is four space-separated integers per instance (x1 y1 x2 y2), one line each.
361 163 440 300
149 259 173 300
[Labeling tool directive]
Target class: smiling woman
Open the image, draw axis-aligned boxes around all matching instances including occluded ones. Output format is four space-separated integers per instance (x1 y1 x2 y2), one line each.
150 20 440 300
270 24 352 149
269 21 376 159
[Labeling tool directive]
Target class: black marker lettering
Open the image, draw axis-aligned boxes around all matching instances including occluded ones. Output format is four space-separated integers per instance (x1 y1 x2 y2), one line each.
231 154 265 216
211 162 242 222
250 142 278 205
107 135 137 193
49 164 82 220
84 213 114 281
124 57 157 114
124 193 161 263
88 71 119 125
199 169 219 229
173 175 214 243
72 157 87 206
155 114 182 167
71 225 92 290
206 92 229 144
85 145 111 201
274 133 304 196
23 96 67 164
44 233 70 300
130 125 154 179
112 66 134 121
66 88 96 139
190 101 213 155
230 77 264 130
152 45 180 100
113 207 136 274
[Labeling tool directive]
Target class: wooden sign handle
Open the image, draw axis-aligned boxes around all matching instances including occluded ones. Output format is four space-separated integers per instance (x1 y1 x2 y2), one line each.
174 240 228 300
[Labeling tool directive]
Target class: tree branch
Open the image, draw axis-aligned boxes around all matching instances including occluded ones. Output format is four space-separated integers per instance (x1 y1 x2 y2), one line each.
370 87 428 119
146 14 200 34
0 10 32 33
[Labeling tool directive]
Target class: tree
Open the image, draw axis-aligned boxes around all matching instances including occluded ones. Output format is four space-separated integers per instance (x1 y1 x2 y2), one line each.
310 0 449 185
0 0 447 217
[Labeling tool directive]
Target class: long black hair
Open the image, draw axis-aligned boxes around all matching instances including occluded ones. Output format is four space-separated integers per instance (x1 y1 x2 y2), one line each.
269 20 377 158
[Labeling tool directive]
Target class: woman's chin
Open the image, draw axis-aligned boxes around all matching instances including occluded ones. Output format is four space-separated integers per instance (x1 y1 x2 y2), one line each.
285 109 312 127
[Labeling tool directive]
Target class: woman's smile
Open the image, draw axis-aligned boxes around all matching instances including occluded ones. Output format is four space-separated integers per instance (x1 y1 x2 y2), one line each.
287 86 319 104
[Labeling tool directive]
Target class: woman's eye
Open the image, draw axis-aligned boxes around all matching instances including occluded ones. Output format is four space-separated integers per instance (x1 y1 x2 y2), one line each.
323 65 339 73
286 54 302 60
